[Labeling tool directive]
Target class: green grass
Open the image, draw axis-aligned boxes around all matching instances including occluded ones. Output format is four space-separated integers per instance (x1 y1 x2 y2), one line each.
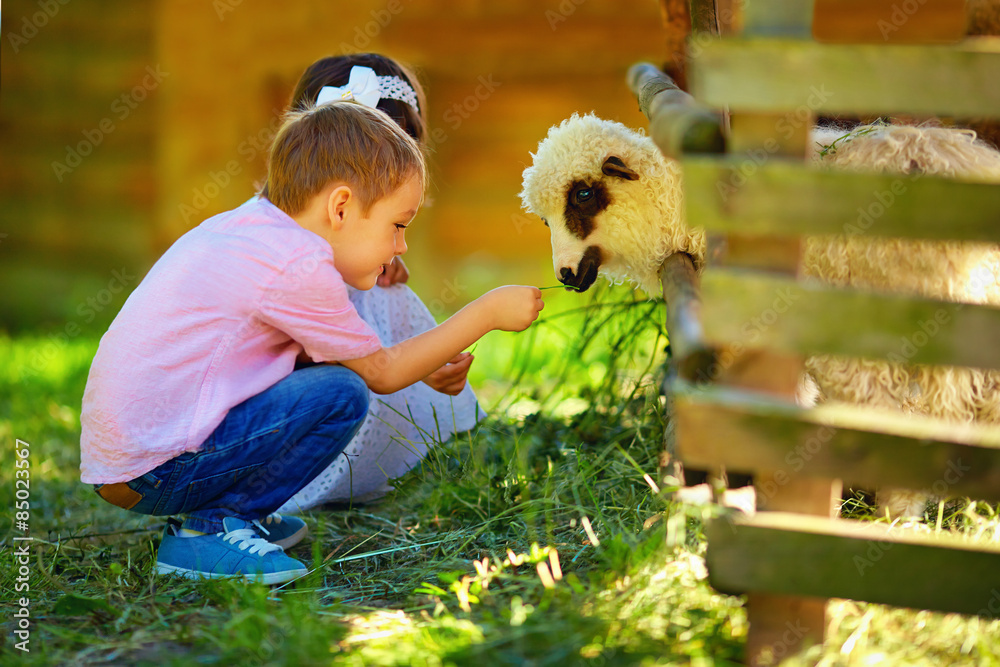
1 284 999 665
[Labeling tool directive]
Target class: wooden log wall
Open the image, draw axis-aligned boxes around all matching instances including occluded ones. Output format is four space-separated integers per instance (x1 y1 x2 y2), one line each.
0 0 667 330
0 0 157 331
155 0 665 312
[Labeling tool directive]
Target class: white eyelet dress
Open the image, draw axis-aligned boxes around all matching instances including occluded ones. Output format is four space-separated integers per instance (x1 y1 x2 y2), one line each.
278 283 486 511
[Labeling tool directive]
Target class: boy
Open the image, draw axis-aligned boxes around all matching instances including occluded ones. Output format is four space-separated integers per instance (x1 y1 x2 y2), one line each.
82 102 543 584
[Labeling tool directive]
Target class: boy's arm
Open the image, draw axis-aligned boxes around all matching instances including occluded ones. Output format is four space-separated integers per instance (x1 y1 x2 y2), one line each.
338 285 542 394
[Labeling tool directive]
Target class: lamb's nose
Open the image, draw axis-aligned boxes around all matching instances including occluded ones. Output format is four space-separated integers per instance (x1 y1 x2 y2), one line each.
559 267 573 283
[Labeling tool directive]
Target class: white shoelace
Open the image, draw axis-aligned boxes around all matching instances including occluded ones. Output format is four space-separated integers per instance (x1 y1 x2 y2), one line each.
222 527 282 556
251 515 285 538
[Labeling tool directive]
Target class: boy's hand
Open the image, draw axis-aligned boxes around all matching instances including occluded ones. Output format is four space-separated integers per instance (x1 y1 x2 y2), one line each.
377 257 409 287
422 352 474 395
483 286 544 332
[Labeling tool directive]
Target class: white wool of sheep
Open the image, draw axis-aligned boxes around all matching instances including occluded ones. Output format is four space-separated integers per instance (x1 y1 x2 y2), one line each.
520 114 1000 517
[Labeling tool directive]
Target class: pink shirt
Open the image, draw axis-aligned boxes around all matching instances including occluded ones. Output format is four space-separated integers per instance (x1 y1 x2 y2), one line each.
80 198 382 484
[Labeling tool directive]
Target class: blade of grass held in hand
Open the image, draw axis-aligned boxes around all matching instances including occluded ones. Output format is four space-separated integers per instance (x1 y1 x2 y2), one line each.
538 285 565 290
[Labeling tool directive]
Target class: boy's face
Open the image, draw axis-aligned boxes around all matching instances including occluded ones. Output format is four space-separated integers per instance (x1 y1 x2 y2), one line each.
336 174 422 290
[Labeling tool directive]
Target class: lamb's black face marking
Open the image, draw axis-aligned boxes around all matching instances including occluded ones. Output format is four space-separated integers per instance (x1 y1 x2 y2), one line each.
562 156 639 240
558 245 603 292
563 180 610 239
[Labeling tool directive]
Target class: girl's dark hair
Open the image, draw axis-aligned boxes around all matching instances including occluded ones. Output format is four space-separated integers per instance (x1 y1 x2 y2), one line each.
290 53 427 144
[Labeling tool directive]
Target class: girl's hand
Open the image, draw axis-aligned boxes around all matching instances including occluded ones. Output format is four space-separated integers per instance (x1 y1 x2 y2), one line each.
377 257 410 287
483 286 544 332
422 352 474 395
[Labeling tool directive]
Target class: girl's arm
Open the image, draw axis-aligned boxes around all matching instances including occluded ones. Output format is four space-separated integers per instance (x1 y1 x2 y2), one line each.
337 285 542 394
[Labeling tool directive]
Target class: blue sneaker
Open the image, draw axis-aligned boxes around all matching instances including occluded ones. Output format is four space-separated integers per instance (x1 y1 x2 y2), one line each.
155 517 308 585
253 513 308 549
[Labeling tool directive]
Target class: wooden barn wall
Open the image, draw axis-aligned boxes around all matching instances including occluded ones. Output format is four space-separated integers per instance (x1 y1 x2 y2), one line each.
1 0 667 331
1 0 158 331
156 0 666 309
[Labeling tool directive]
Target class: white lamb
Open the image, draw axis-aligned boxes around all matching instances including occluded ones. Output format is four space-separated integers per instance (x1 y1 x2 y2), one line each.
520 113 1000 517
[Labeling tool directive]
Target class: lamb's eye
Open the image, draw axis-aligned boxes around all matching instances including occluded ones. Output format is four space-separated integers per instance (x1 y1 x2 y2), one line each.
574 188 593 204
542 218 549 227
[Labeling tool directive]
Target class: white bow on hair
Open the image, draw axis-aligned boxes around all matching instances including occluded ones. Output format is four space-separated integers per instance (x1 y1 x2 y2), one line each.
316 66 382 108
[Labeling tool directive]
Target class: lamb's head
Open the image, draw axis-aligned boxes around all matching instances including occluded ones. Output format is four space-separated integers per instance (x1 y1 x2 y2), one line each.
520 113 697 294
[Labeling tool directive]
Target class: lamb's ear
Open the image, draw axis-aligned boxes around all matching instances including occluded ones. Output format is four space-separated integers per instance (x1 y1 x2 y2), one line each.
601 156 639 181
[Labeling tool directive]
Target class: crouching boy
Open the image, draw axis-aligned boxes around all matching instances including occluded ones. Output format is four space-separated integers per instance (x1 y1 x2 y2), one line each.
81 101 543 584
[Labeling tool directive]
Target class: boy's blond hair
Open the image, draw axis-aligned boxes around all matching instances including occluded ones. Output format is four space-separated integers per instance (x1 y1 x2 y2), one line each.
265 101 425 215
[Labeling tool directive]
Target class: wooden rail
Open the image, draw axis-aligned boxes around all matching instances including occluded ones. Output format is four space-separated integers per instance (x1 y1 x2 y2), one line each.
689 39 1000 118
707 512 1000 617
627 63 725 159
676 384 1000 503
658 252 716 381
699 269 1000 372
684 158 1000 244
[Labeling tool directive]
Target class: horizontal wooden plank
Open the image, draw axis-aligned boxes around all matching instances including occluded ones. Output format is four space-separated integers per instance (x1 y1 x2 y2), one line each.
689 38 1000 118
706 512 1000 616
812 0 967 44
675 384 1000 501
683 157 1000 244
698 269 1000 371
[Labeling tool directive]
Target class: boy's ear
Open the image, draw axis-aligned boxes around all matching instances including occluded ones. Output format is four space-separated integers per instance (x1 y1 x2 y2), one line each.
326 185 353 230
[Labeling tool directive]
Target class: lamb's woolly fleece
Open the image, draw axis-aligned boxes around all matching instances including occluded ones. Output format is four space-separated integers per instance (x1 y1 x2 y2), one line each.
520 114 700 293
810 124 1000 181
522 117 1000 517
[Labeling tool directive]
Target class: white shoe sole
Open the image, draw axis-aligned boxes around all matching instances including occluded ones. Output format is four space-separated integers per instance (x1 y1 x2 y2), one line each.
155 562 307 585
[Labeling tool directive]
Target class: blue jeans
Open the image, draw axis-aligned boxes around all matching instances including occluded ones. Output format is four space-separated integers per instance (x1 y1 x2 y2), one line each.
94 365 369 533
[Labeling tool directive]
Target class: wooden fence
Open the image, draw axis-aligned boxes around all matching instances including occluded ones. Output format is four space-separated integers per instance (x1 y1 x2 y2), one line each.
632 0 1000 664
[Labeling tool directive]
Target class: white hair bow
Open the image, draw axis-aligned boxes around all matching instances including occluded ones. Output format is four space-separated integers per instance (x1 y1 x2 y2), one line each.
316 66 382 108
315 65 419 112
